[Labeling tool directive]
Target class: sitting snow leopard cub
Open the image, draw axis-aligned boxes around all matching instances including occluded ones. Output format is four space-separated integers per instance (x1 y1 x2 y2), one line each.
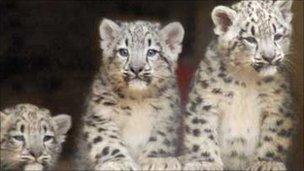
182 1 294 171
78 19 184 170
0 104 71 171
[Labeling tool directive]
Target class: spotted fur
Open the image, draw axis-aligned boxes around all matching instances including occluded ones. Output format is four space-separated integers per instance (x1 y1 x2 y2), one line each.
182 1 295 170
0 104 71 170
77 19 184 170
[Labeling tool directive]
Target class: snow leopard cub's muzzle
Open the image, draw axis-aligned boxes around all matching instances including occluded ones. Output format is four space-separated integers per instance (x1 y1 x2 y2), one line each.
20 147 52 166
123 62 153 86
250 40 285 76
252 49 284 74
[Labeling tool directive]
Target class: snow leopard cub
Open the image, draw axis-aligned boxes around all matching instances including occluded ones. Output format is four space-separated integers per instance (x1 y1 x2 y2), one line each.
78 19 184 170
182 1 294 171
0 103 71 171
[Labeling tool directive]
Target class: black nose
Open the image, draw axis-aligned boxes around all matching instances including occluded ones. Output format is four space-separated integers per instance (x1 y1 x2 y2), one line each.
130 66 144 75
29 150 42 158
262 55 275 63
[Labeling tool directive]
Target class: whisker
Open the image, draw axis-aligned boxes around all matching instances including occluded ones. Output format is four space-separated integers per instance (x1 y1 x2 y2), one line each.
281 60 296 74
152 74 176 79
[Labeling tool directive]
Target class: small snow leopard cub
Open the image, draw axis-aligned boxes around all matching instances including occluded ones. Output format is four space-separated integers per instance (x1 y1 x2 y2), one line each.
78 19 184 170
0 104 71 171
182 1 294 171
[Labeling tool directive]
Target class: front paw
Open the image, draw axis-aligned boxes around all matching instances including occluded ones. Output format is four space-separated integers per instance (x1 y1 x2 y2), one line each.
183 161 223 171
140 157 181 171
24 163 43 171
247 161 286 171
95 159 139 171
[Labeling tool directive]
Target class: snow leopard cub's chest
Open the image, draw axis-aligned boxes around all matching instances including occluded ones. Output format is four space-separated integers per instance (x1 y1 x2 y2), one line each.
112 99 156 158
215 79 262 166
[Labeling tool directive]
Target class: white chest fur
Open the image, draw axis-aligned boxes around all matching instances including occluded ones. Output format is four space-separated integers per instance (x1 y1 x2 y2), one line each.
218 85 261 168
113 100 155 159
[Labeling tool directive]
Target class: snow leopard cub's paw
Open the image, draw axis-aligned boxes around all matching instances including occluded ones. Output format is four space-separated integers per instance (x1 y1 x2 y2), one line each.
24 163 43 171
140 157 181 171
95 159 139 171
247 161 286 171
183 161 223 171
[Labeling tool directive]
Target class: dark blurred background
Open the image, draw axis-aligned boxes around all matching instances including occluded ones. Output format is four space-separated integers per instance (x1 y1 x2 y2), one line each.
0 1 303 170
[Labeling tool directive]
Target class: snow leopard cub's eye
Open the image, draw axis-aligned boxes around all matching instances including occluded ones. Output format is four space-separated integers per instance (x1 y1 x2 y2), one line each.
118 48 129 58
274 34 283 41
43 135 54 142
12 135 24 142
243 37 257 44
147 49 158 59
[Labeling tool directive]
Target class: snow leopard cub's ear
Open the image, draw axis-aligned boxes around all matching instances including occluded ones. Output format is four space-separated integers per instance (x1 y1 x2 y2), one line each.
53 114 72 135
212 6 237 35
273 0 293 23
99 18 121 55
0 111 9 130
160 22 185 61
0 111 7 126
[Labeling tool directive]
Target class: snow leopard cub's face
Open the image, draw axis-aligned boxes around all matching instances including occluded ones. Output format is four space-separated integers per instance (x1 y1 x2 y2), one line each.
212 0 293 76
99 19 184 92
0 104 71 170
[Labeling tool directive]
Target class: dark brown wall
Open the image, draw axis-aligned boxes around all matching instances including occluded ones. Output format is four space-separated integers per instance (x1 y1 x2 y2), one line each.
290 1 304 170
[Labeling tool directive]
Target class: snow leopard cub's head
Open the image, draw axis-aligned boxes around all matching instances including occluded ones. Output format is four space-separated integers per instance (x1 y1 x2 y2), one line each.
0 104 71 170
99 19 184 93
212 0 293 76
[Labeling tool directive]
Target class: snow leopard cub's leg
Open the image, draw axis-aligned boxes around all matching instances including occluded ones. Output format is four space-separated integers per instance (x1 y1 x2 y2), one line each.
138 95 182 171
247 81 295 171
83 120 139 171
80 91 139 171
181 63 224 171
